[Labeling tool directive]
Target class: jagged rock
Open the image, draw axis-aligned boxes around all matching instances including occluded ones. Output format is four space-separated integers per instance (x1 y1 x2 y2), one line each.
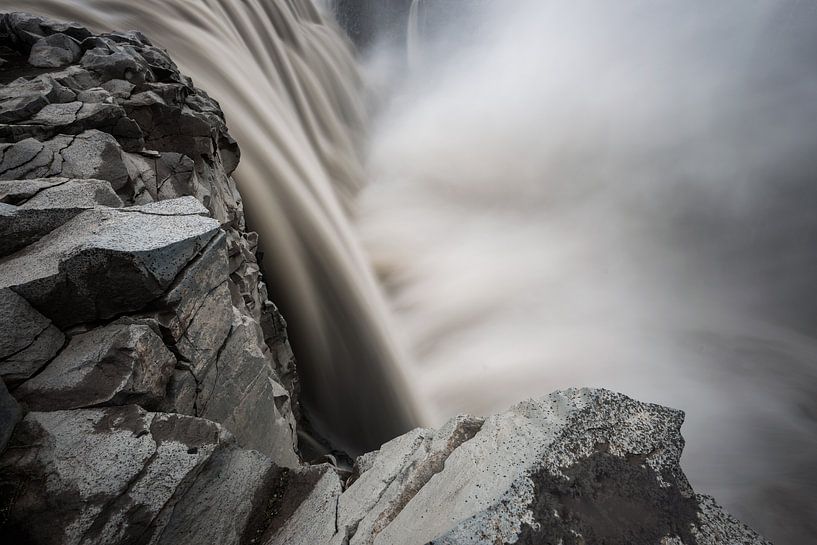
0 406 272 545
15 322 176 411
263 465 343 545
0 130 131 188
0 178 122 256
28 33 82 68
323 389 771 545
81 44 153 84
0 378 21 452
0 198 220 328
0 288 64 384
0 74 75 124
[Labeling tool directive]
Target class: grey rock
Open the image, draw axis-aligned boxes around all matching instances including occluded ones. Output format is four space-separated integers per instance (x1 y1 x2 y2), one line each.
0 75 75 124
0 288 64 384
15 322 176 411
0 131 131 189
326 389 771 545
0 199 220 328
0 178 65 204
0 406 274 545
264 465 344 545
28 33 82 68
81 45 153 84
0 178 123 256
0 378 21 453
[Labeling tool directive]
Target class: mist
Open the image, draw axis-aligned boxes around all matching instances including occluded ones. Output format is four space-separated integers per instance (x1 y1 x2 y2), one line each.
355 1 817 542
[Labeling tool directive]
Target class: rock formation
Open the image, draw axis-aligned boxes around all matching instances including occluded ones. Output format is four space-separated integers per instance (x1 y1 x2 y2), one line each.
0 11 770 545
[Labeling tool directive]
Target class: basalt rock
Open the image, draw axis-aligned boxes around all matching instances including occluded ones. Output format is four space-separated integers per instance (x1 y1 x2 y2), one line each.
318 389 771 545
0 11 299 475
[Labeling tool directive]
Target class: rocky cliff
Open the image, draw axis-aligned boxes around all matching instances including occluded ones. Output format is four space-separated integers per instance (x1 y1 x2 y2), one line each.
0 12 771 545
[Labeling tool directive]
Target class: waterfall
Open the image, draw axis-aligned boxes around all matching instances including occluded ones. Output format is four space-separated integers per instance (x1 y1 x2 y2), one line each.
356 2 817 544
7 0 423 452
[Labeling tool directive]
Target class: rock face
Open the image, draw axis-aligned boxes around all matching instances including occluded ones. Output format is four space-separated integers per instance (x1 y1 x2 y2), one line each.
290 389 770 545
0 11 770 545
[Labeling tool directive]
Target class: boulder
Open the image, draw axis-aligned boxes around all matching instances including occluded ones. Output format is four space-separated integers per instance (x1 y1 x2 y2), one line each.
318 389 771 545
0 198 220 328
28 33 82 68
15 322 176 411
0 178 122 256
0 288 64 384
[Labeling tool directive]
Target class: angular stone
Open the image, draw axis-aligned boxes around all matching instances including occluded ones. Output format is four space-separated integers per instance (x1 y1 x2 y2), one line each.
327 389 771 545
0 288 64 384
0 406 265 545
264 465 343 545
28 33 82 68
0 75 75 124
15 322 176 411
28 101 144 150
0 131 130 189
201 307 299 468
81 45 153 84
0 378 21 453
0 199 220 328
0 178 122 256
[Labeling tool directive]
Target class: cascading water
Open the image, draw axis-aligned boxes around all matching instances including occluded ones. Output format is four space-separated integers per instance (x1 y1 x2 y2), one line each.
356 2 817 544
5 1 817 543
8 0 423 451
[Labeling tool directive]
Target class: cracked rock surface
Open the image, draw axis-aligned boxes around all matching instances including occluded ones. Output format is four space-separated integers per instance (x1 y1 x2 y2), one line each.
0 11 771 545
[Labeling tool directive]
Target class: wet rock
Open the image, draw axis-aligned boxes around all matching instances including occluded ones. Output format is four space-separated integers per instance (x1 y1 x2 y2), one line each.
15 322 176 411
0 74 75 124
0 178 122 256
28 33 82 68
0 288 64 384
327 389 771 545
0 378 20 453
0 198 220 328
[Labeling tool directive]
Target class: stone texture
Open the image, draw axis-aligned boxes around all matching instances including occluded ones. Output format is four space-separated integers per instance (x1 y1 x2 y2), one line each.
0 287 64 384
0 178 122 256
29 33 82 68
0 406 276 545
15 322 176 411
0 378 20 452
322 389 771 545
0 199 220 327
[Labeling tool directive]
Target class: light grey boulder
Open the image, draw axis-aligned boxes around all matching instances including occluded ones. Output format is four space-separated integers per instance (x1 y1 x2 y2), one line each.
0 288 64 384
323 388 771 545
15 322 176 411
0 198 220 328
0 377 21 452
28 33 82 68
0 178 122 256
0 406 280 545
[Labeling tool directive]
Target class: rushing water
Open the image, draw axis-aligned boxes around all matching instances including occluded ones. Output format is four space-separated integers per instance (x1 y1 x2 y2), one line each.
6 1 817 543
353 1 817 543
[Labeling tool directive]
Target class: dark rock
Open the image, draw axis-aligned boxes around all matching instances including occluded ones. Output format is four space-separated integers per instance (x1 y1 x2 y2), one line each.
80 44 153 84
0 288 64 384
15 322 176 411
28 33 82 68
0 378 20 453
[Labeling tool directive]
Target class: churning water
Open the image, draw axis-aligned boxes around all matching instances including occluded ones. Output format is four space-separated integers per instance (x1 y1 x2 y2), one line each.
7 1 817 543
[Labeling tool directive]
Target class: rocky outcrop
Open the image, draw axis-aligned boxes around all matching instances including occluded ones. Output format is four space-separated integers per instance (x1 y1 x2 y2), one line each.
275 389 770 545
0 11 770 545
